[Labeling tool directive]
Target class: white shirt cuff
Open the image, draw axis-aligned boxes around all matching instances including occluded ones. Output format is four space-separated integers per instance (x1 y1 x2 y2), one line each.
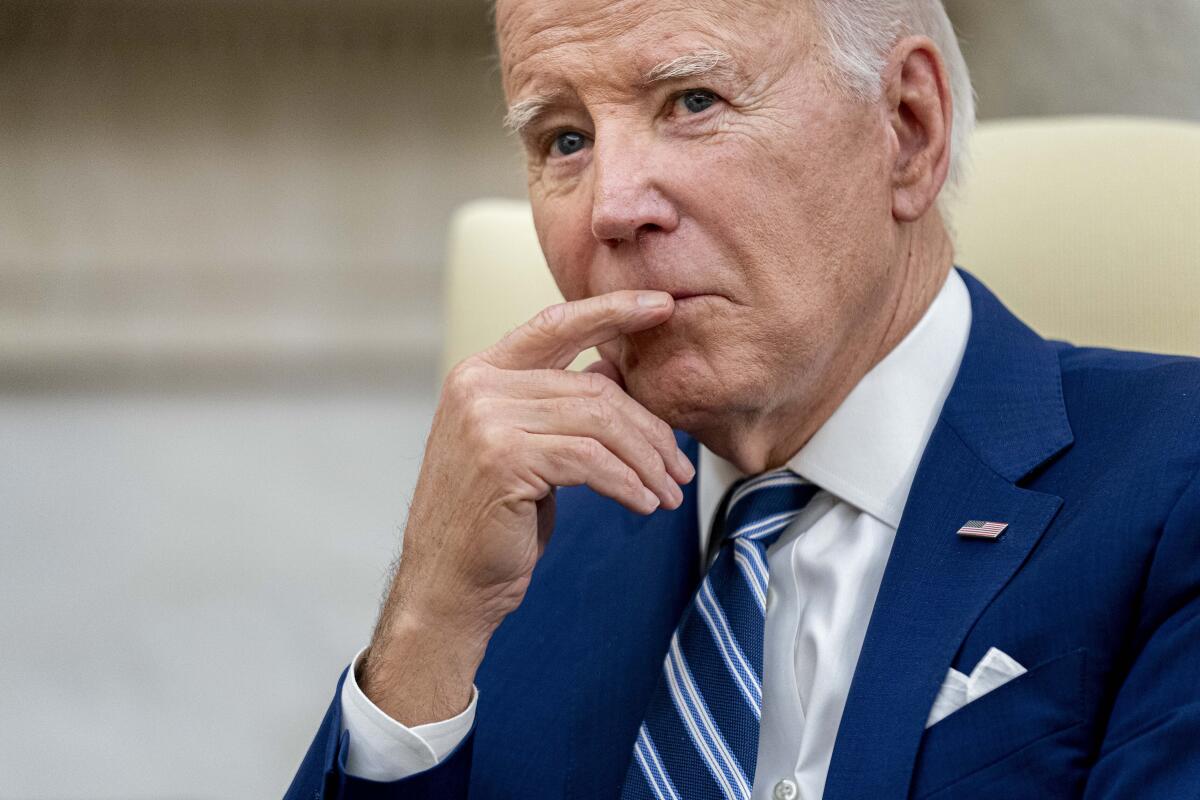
338 646 478 781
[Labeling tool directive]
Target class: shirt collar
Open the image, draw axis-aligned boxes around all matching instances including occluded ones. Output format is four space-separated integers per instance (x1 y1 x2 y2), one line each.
697 267 972 540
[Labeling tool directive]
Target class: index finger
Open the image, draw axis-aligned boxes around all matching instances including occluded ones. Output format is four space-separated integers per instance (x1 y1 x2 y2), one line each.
480 290 674 371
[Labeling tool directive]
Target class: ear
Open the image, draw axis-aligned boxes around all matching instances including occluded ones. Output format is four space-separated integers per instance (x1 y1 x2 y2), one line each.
882 36 953 222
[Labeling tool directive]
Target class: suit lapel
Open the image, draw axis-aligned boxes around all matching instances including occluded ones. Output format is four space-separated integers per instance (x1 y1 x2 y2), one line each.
822 268 1074 800
821 422 1064 798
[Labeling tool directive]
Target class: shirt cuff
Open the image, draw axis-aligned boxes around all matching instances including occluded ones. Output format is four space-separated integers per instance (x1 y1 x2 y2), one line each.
338 646 479 781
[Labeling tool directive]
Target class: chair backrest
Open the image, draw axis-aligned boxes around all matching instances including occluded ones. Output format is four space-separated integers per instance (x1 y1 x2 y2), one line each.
443 116 1200 376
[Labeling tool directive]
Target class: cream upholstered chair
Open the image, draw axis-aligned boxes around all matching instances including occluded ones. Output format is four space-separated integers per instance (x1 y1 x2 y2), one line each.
442 116 1200 375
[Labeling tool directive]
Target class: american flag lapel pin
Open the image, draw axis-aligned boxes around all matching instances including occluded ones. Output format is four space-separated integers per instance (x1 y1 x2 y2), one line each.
956 520 1009 540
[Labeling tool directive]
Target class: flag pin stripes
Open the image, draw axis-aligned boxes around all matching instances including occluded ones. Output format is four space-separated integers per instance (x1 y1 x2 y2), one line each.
956 520 1009 539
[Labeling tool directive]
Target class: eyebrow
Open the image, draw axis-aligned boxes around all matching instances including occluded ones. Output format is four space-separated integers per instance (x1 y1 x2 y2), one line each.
503 92 566 137
642 49 738 85
503 49 740 138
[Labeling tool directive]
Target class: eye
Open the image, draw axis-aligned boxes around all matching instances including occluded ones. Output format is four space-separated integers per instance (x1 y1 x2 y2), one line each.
677 89 717 115
551 131 589 157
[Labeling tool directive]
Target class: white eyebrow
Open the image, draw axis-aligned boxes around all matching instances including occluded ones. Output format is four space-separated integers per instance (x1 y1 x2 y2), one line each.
644 49 738 84
504 95 556 135
502 49 740 137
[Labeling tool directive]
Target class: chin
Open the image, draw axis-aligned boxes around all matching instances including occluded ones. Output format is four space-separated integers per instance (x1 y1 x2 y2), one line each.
620 341 739 433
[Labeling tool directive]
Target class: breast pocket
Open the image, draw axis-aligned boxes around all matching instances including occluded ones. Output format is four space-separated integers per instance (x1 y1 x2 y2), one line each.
910 647 1088 799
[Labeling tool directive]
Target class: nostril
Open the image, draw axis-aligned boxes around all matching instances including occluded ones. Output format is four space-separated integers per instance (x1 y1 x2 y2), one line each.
633 223 663 245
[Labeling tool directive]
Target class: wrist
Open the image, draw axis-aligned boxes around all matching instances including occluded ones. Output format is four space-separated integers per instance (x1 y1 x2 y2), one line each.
359 607 491 727
387 604 493 665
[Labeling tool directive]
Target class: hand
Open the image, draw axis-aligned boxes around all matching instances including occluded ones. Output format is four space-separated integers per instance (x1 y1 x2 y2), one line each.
359 290 695 725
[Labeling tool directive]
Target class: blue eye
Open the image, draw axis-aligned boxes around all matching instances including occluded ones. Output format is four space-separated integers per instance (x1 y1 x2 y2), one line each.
552 131 587 157
680 90 716 114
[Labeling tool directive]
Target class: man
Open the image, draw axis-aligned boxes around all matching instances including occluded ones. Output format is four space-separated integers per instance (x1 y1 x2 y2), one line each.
287 0 1200 797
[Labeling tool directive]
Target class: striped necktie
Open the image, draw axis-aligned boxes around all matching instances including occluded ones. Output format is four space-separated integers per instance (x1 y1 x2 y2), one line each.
621 468 819 800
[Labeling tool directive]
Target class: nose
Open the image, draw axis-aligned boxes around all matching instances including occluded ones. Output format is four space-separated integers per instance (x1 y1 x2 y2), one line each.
589 132 679 247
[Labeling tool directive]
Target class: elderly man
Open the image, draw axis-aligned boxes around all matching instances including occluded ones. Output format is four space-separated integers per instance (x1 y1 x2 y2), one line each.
287 0 1200 797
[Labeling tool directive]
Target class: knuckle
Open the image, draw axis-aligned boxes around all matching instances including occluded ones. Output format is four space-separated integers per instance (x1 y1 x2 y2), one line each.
654 420 677 450
584 371 615 398
473 418 502 451
445 358 484 397
604 293 630 317
475 425 511 475
634 436 661 469
464 395 493 427
585 399 614 431
544 443 571 473
622 466 645 495
572 437 602 464
531 303 569 336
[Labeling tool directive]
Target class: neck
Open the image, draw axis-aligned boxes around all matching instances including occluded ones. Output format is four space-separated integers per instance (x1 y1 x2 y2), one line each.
699 212 955 474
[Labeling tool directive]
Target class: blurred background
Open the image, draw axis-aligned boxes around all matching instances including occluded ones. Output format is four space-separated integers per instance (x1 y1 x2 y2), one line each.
1 0 1197 796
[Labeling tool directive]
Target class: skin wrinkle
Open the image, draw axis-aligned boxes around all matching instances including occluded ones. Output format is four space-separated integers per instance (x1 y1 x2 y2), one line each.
498 3 658 93
500 0 793 106
505 51 740 137
496 0 954 473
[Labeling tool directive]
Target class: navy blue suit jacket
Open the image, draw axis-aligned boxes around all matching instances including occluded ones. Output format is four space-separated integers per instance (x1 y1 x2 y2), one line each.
286 268 1200 798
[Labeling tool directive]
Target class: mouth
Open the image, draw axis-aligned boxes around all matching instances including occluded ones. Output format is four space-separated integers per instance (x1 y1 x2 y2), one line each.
669 292 722 306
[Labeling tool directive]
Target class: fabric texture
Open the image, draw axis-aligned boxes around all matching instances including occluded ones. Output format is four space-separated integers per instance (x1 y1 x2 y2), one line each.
621 471 820 799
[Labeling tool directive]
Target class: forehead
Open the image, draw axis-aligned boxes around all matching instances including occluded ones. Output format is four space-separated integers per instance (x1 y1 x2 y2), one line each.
495 0 804 99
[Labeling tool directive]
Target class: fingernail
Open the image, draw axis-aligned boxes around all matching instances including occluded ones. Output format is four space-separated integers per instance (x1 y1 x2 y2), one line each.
642 487 661 512
676 449 696 482
669 481 684 507
638 292 670 308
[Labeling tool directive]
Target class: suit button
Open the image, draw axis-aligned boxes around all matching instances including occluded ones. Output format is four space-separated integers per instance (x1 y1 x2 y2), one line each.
773 778 799 800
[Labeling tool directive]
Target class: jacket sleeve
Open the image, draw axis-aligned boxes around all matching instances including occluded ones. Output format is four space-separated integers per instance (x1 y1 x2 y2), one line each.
1083 468 1200 798
284 668 475 800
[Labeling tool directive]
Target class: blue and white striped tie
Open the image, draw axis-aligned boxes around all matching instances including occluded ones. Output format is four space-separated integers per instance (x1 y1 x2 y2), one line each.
621 468 819 800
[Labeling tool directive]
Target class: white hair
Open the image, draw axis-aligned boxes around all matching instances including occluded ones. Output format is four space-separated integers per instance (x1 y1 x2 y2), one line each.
811 0 976 205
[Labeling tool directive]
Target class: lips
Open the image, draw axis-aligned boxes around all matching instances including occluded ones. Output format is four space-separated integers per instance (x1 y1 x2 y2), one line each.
670 291 705 301
670 292 725 306
605 286 724 304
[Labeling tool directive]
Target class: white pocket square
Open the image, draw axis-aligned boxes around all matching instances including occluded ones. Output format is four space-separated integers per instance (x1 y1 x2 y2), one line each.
925 647 1027 729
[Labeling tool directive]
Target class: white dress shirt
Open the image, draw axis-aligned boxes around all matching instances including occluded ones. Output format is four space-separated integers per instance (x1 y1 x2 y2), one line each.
340 266 972 798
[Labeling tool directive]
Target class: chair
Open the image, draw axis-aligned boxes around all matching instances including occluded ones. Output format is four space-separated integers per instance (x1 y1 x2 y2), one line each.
442 116 1200 375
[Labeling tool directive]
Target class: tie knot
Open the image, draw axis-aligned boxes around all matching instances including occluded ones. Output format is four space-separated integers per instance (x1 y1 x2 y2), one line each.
723 468 819 547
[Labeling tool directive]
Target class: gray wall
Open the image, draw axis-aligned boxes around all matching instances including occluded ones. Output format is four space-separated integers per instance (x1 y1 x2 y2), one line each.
946 0 1200 120
0 1 526 390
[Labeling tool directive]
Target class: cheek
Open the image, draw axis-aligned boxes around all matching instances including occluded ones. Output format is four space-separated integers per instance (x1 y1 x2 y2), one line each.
532 193 595 302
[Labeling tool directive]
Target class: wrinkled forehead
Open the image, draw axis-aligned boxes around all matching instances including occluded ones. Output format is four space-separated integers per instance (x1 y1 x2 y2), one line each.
494 0 808 100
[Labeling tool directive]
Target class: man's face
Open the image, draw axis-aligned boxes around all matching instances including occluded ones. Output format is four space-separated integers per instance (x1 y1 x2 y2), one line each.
496 0 904 440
